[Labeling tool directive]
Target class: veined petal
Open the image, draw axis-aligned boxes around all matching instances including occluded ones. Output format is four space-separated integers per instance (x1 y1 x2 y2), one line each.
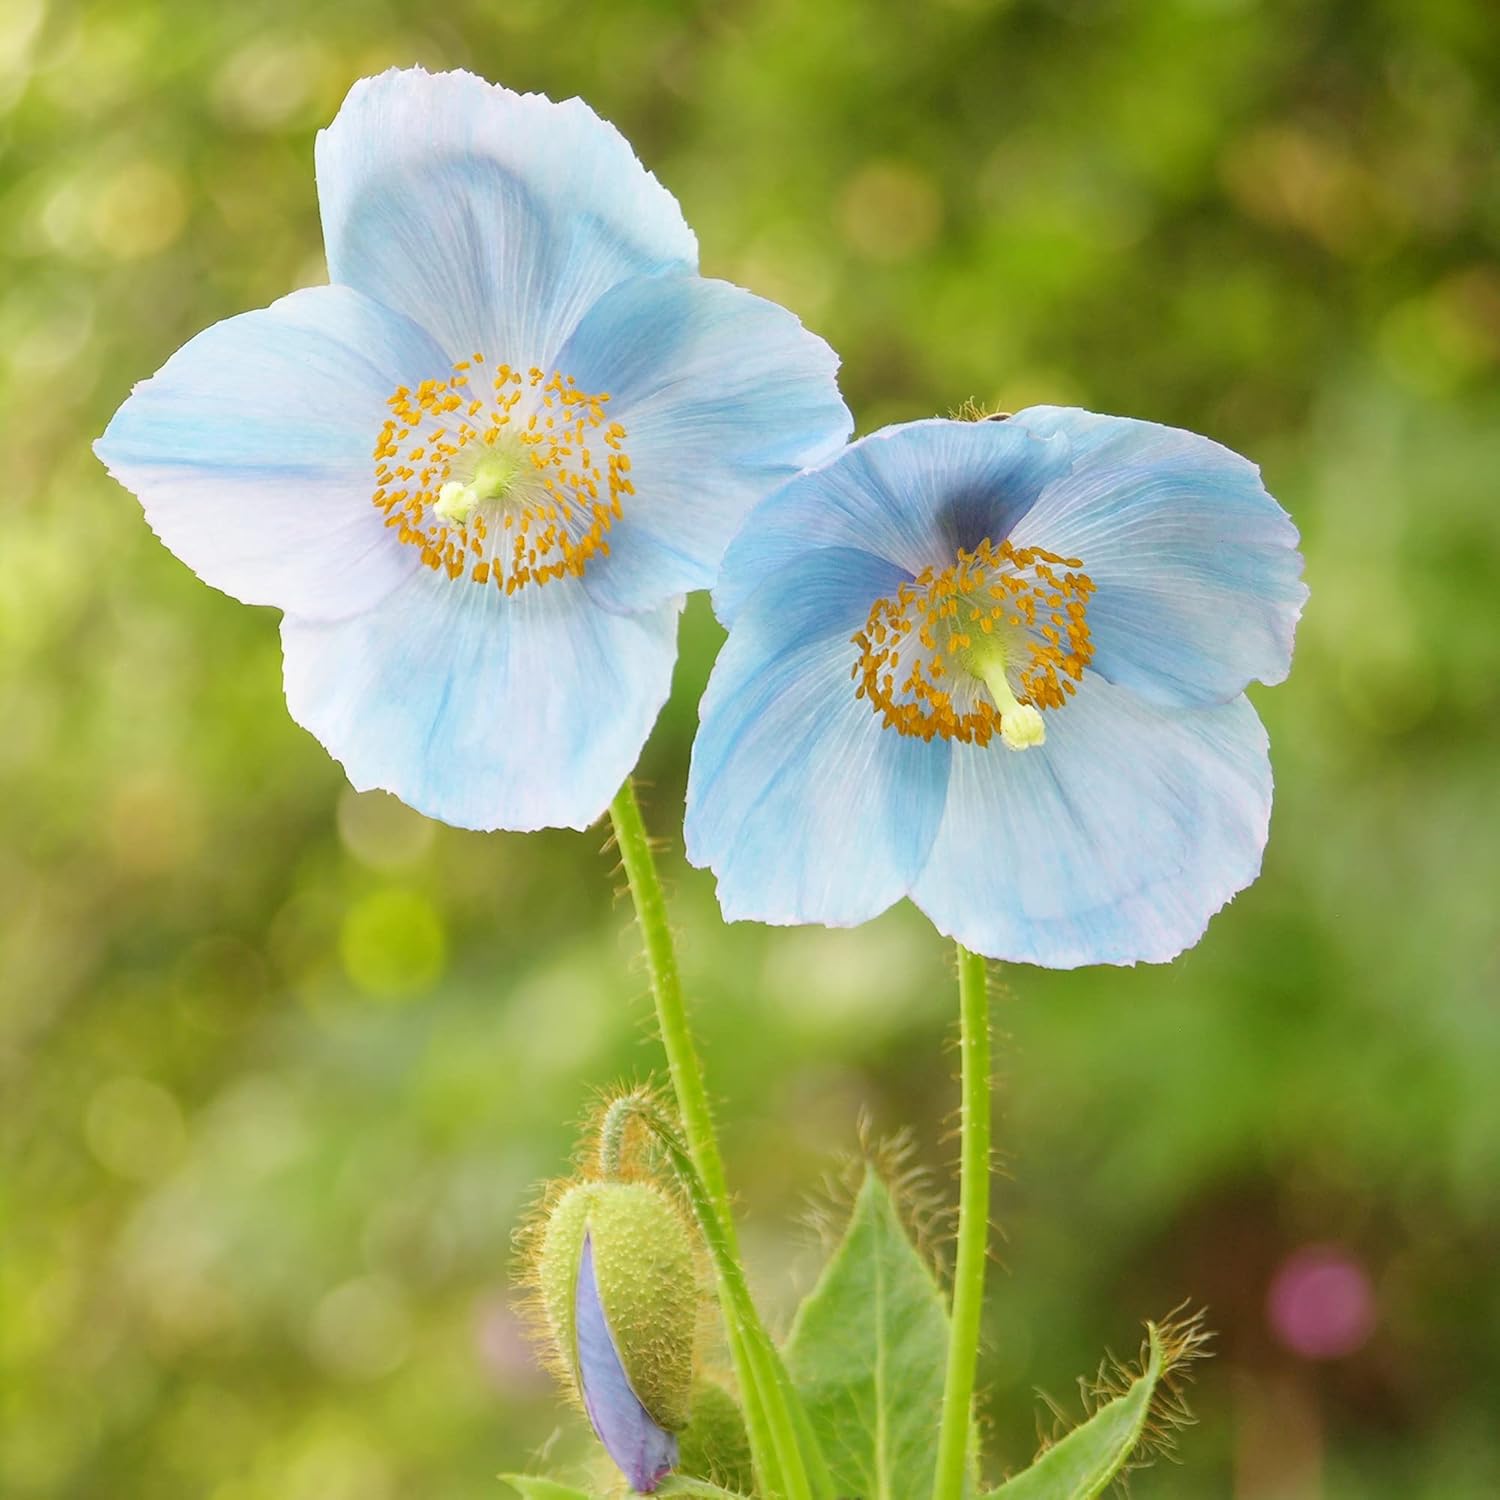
94 286 445 620
1007 406 1307 707
911 675 1273 967
686 548 950 926
553 273 851 613
712 418 1072 626
575 1235 678 1494
281 570 680 833
316 68 697 371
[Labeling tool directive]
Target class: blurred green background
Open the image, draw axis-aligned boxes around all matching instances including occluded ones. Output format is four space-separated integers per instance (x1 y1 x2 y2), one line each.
3 0 1498 1496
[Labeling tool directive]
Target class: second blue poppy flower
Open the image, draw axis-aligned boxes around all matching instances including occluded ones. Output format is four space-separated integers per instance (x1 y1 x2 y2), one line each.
686 412 1307 967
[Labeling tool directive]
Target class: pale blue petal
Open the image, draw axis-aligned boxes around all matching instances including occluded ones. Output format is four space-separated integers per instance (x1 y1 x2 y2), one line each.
712 417 1072 625
575 1235 678 1494
1007 407 1307 706
686 548 950 926
551 274 851 613
95 286 446 620
281 571 680 832
911 676 1272 967
316 68 697 371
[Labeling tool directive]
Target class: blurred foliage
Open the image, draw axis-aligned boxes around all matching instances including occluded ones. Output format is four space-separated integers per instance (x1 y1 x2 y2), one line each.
2 0 1499 1496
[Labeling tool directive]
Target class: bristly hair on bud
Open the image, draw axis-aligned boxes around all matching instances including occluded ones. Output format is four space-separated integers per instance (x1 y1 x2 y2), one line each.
584 1081 682 1184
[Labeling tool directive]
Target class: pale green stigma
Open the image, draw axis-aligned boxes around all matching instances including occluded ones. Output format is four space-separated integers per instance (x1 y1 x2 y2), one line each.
964 640 1046 752
433 481 475 525
434 448 524 525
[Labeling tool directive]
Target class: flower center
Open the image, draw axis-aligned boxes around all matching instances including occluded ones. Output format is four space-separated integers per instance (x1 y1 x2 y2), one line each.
372 355 633 593
851 537 1095 749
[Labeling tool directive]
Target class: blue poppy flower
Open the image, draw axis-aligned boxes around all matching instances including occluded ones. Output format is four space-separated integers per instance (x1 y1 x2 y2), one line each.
95 68 851 832
685 411 1307 967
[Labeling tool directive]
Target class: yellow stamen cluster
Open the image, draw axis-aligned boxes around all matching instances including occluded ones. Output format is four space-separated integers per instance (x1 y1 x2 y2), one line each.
851 537 1095 745
372 355 633 593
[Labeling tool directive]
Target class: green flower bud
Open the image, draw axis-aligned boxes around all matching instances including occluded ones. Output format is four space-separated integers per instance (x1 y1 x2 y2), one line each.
537 1180 697 1434
677 1379 754 1494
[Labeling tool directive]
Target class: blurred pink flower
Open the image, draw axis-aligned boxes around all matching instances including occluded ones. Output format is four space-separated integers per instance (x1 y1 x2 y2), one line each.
1267 1244 1376 1360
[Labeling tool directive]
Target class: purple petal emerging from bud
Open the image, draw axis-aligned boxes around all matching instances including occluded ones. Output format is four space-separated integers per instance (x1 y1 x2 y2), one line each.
575 1233 678 1493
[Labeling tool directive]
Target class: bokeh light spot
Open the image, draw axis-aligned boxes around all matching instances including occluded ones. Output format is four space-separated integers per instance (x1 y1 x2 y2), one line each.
308 1276 412 1381
84 1076 186 1182
89 159 188 260
337 789 436 873
838 161 943 262
339 888 446 1000
106 770 204 878
212 38 331 131
0 0 46 108
286 1428 394 1500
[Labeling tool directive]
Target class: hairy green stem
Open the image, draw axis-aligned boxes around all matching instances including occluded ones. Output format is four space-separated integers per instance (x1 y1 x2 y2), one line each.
596 1093 835 1500
933 942 991 1500
608 781 823 1500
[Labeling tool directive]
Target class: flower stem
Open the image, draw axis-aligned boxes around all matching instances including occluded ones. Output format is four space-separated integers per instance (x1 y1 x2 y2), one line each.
607 780 822 1500
933 942 991 1500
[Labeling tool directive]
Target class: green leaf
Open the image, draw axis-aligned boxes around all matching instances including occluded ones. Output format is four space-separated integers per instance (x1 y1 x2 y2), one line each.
497 1477 594 1500
657 1479 753 1498
981 1314 1208 1500
782 1168 965 1500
